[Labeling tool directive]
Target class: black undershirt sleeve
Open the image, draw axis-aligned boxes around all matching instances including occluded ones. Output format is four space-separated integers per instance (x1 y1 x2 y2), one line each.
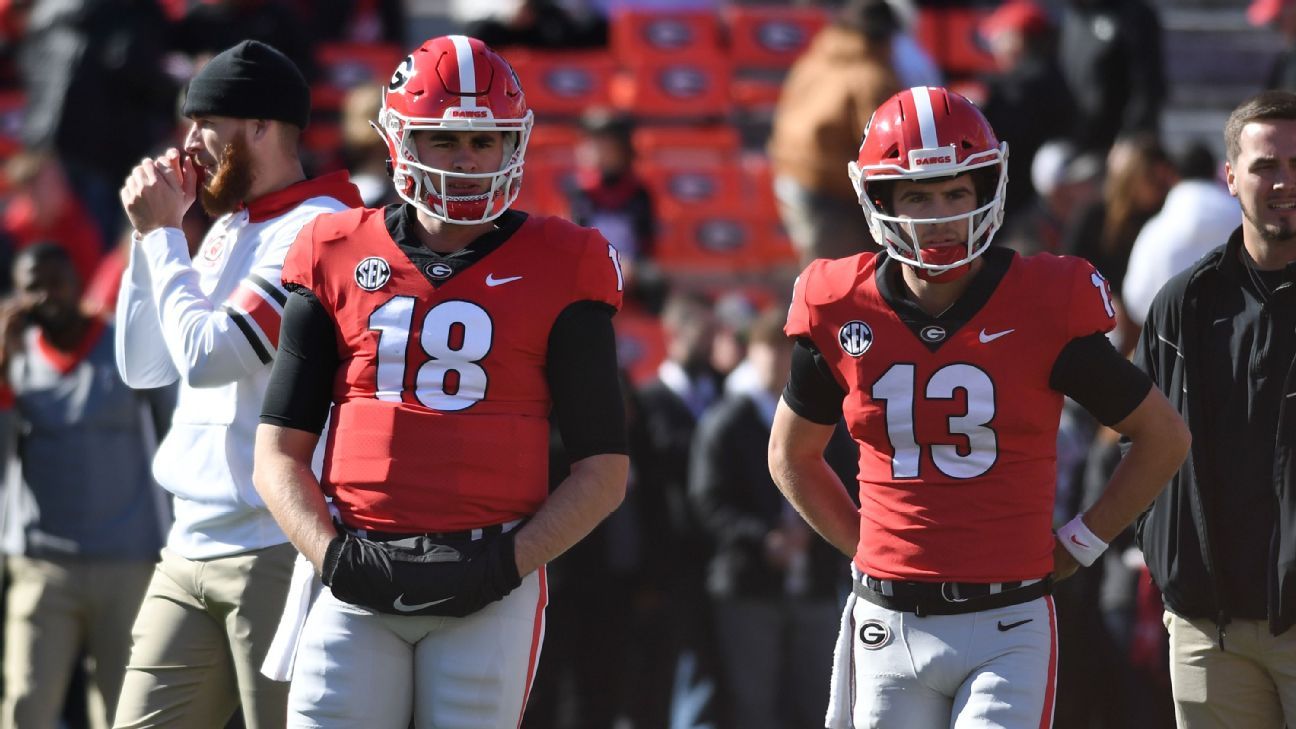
782 338 848 425
260 287 339 433
545 301 628 461
1049 332 1152 426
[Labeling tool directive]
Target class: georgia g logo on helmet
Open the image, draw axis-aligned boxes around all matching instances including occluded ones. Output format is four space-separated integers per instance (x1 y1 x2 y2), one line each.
389 56 415 92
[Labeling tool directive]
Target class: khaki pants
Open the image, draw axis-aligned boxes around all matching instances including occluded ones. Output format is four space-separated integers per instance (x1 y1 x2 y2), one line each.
1 556 153 729
1165 610 1296 729
113 544 294 729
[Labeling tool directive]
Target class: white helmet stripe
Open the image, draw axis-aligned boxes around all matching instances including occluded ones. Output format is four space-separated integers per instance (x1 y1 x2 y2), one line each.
448 35 478 108
910 87 939 149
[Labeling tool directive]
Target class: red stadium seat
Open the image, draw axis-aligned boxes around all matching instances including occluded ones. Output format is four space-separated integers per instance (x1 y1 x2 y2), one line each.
610 55 732 121
508 51 617 119
315 43 405 90
725 5 828 70
515 158 577 218
525 122 583 165
638 159 745 218
632 125 742 166
0 90 24 161
913 7 996 77
614 304 666 386
654 211 768 277
611 10 724 65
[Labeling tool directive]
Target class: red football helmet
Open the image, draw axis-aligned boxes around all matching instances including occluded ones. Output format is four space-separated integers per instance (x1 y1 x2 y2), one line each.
848 87 1009 274
376 36 533 224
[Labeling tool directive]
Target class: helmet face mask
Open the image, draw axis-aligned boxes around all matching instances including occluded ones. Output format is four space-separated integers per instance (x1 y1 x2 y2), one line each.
376 36 534 225
848 87 1009 276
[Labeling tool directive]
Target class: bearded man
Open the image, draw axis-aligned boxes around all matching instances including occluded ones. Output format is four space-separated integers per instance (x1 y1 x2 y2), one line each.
112 40 362 729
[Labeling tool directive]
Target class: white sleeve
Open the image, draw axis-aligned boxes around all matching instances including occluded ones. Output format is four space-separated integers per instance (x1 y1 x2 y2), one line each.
115 233 180 389
137 225 294 388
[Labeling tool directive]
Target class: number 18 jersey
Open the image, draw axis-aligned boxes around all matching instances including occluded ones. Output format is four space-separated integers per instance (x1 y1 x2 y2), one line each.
281 208 623 532
785 248 1115 582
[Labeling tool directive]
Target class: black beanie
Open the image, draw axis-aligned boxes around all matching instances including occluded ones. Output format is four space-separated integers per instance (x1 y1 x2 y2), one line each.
182 40 311 129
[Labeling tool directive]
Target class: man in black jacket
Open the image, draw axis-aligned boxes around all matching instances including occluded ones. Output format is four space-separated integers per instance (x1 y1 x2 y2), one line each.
1135 89 1296 729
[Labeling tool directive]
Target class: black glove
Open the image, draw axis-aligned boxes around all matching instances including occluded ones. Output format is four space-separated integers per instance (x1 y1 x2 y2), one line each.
321 530 522 618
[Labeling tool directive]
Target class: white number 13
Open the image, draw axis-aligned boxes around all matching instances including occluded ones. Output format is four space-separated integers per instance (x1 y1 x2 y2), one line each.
872 363 998 479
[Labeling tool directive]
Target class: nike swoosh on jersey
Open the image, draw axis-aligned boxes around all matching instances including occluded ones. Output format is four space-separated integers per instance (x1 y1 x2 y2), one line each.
392 594 454 612
997 618 1033 632
485 274 523 287
978 328 1015 344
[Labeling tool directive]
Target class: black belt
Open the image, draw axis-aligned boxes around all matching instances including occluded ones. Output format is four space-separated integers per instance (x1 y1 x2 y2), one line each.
344 518 522 544
853 573 1052 617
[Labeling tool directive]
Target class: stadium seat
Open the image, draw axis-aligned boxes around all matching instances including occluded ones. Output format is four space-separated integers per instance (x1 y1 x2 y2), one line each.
0 90 23 160
525 122 584 165
610 10 724 65
613 304 666 386
638 159 745 218
315 43 405 90
912 6 996 78
654 211 768 277
632 125 742 166
725 5 828 70
508 50 617 119
515 157 577 218
610 55 732 122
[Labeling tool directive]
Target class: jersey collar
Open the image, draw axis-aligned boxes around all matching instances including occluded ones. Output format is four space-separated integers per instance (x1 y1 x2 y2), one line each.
877 246 1015 351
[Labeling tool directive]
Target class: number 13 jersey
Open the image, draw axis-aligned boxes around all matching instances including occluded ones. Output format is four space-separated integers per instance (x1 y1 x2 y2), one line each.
281 208 623 532
785 247 1115 583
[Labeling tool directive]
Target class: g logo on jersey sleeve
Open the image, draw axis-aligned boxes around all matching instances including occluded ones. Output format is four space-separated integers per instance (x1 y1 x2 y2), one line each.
839 320 873 357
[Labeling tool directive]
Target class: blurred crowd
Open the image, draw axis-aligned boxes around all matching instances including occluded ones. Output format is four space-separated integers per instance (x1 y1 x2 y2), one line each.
0 0 1289 727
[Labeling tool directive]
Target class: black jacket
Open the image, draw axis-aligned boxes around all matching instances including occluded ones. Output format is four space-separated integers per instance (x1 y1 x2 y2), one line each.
687 393 856 599
1134 229 1296 636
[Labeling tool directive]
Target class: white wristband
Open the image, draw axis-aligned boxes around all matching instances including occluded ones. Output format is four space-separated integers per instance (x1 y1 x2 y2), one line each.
1056 514 1108 567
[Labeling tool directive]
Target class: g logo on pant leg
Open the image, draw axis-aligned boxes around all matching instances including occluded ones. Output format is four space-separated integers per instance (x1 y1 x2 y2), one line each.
859 620 891 649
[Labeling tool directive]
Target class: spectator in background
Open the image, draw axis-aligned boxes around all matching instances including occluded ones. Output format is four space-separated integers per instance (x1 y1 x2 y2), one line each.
309 0 405 45
1135 90 1296 729
170 0 317 81
1058 0 1166 153
998 139 1102 256
1 151 104 293
565 109 658 301
1064 133 1176 352
977 1 1077 219
468 0 607 50
1123 143 1241 330
689 308 854 729
768 0 900 264
881 0 943 89
15 0 175 243
633 289 725 729
112 40 362 729
341 84 395 208
1251 0 1296 91
0 243 172 729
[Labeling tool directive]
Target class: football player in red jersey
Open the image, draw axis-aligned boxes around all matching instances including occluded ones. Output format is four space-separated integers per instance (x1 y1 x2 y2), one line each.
767 86 1191 729
250 36 629 728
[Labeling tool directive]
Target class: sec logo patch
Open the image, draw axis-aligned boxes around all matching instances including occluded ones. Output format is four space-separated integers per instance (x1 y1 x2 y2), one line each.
839 320 873 357
355 257 391 291
859 620 891 649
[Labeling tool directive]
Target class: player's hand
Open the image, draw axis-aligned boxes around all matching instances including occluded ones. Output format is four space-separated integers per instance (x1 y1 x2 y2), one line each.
322 531 523 618
1051 538 1081 582
120 148 196 235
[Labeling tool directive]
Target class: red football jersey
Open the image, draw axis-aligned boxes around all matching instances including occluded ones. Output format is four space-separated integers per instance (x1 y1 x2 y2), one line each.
786 251 1116 582
282 209 624 531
